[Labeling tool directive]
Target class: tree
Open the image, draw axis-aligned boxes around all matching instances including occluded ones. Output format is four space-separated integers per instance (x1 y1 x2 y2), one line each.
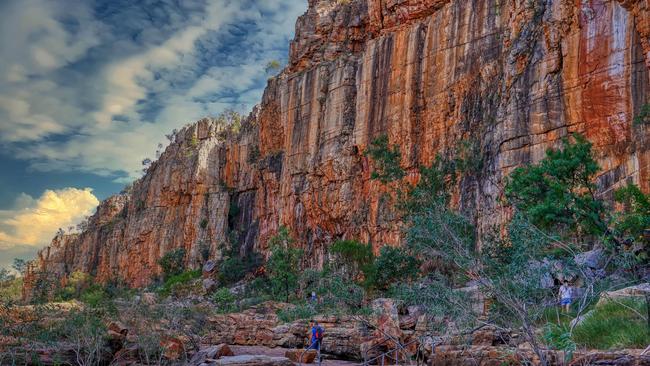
365 246 419 291
266 227 303 302
330 239 374 280
364 135 405 183
215 109 243 134
12 258 27 276
505 134 605 237
265 60 282 75
612 184 650 269
389 134 650 365
0 268 14 282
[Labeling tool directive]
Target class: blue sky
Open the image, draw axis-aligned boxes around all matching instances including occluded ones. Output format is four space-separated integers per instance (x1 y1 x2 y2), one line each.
0 0 307 270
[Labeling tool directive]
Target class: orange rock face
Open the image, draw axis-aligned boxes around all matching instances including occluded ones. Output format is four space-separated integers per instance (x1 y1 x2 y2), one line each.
24 0 650 295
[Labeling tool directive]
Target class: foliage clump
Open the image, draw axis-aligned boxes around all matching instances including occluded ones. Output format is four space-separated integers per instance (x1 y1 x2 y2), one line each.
633 103 650 125
505 135 605 237
365 135 405 183
265 227 303 302
157 248 186 280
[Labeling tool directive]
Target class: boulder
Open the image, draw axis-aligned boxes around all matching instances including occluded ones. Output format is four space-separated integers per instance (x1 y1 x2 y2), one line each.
285 349 317 363
371 298 402 341
597 283 650 307
141 292 157 305
203 278 218 292
189 344 234 366
399 315 417 330
203 260 217 276
574 249 606 269
107 321 128 336
161 336 185 360
213 355 294 366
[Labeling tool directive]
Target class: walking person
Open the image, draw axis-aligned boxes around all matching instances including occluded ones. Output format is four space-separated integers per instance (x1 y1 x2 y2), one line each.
559 280 572 313
307 319 324 351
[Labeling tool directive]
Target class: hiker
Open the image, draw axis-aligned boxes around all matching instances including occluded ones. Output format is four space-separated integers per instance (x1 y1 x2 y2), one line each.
558 280 572 312
307 319 324 351
310 291 317 303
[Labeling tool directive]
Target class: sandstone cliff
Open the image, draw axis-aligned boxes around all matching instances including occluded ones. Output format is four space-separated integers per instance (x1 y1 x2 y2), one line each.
24 0 650 297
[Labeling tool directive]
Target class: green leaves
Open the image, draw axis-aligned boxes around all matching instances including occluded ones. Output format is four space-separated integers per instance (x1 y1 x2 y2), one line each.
505 134 605 236
613 184 650 241
633 103 650 125
365 135 405 183
157 248 186 280
266 227 303 302
364 246 420 291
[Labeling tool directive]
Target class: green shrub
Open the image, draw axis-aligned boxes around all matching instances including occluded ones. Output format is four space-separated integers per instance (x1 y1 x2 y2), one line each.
80 284 112 308
365 135 405 183
0 277 22 304
633 103 650 125
613 184 650 243
330 239 374 279
56 270 93 301
505 134 605 237
212 287 237 313
219 252 263 285
277 303 317 323
572 298 650 349
365 246 420 291
265 60 282 75
157 270 201 297
158 248 186 279
200 218 209 229
543 323 576 361
319 274 367 310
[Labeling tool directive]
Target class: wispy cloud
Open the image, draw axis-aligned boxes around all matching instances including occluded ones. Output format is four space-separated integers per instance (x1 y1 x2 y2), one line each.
0 0 307 181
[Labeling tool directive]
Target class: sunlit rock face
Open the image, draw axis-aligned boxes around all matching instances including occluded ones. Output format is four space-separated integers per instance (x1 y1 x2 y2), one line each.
24 0 650 296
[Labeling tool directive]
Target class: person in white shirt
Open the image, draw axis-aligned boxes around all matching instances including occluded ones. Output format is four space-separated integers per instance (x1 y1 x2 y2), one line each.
558 280 572 312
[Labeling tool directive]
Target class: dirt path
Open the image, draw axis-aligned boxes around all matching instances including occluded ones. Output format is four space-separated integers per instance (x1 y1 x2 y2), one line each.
229 345 362 366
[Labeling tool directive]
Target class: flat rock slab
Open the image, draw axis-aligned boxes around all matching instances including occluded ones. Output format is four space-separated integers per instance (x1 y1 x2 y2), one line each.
285 349 317 363
214 355 294 366
189 344 234 366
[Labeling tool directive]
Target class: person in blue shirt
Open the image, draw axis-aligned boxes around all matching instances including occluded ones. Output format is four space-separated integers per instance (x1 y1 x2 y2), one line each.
308 319 323 350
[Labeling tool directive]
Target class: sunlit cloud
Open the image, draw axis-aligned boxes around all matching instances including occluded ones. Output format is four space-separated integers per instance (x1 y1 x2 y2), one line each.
0 188 99 251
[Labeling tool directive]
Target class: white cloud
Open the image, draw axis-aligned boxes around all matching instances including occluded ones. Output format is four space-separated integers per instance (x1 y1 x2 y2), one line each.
0 188 99 252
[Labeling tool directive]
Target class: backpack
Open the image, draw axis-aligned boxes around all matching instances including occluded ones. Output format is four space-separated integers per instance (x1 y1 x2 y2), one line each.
315 326 324 341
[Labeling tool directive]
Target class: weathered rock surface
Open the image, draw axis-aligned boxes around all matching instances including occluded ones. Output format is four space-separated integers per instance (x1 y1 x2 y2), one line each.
597 282 650 306
189 344 235 366
206 301 429 360
285 349 317 363
24 0 650 295
207 307 369 359
213 355 294 366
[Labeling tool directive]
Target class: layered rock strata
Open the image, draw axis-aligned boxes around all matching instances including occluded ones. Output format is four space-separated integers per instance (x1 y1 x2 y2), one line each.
24 0 650 294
